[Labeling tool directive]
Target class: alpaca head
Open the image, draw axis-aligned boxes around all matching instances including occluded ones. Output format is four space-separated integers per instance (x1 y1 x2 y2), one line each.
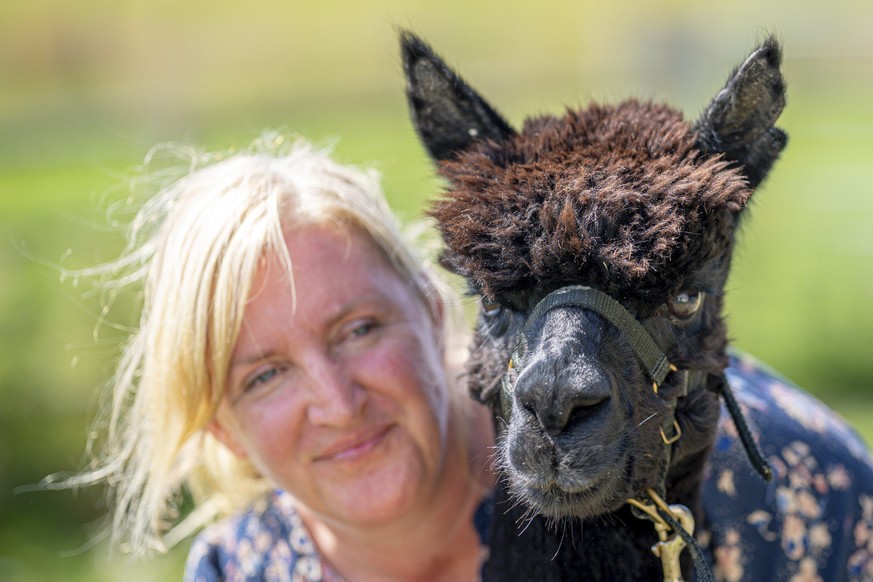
402 32 786 519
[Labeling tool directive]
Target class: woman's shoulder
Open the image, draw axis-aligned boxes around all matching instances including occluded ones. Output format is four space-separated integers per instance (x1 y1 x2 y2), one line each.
184 490 324 582
702 352 873 581
723 351 872 466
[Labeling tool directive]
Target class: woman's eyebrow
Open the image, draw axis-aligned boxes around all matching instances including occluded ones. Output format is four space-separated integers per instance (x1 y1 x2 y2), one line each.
229 348 275 370
228 325 276 370
321 293 392 327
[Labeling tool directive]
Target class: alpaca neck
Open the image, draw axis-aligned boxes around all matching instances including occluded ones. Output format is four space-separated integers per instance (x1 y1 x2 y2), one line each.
484 475 707 582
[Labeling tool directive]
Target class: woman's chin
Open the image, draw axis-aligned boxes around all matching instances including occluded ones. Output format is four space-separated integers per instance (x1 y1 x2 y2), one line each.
317 456 429 526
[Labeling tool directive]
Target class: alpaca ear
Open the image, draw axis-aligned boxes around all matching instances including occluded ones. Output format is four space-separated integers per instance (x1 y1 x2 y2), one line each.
695 36 788 188
400 30 516 161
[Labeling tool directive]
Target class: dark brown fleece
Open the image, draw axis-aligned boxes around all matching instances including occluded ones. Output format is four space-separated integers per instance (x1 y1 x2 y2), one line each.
431 100 750 304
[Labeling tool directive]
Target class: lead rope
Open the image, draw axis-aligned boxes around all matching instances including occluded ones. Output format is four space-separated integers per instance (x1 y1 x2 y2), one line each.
658 505 713 582
626 369 773 581
714 373 773 482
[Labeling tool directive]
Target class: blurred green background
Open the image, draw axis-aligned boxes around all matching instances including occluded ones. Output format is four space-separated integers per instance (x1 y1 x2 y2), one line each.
2 0 872 579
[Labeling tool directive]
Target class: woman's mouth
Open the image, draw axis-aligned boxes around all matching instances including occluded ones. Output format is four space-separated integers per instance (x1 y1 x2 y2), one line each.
314 425 394 463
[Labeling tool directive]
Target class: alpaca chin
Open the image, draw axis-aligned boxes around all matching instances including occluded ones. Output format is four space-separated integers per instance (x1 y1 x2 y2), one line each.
508 470 628 520
501 430 636 519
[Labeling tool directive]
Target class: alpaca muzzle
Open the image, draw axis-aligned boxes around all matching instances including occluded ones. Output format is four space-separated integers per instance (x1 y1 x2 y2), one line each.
502 285 683 431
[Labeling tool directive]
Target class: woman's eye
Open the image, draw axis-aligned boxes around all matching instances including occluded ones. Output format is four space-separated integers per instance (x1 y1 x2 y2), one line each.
481 297 502 317
246 367 279 391
668 291 704 320
349 321 376 338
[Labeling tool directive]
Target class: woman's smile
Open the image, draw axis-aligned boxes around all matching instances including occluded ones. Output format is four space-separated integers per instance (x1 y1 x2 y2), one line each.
313 424 395 463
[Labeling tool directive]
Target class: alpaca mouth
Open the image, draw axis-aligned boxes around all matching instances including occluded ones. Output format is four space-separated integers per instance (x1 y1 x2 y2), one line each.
519 474 622 519
510 453 630 518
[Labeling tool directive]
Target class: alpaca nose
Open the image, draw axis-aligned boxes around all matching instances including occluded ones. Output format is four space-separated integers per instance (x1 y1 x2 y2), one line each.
515 365 612 437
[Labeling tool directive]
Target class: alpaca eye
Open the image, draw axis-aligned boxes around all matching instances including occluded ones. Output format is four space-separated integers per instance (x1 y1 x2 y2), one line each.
481 297 502 317
668 291 704 320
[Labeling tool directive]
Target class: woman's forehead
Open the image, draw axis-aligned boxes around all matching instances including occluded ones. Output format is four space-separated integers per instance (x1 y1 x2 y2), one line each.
249 225 405 312
283 223 390 275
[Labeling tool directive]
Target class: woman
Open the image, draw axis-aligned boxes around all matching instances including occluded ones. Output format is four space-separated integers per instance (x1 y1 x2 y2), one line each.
68 134 495 581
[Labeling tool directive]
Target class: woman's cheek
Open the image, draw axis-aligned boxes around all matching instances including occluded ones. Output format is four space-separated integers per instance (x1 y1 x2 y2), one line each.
369 335 444 409
239 389 305 459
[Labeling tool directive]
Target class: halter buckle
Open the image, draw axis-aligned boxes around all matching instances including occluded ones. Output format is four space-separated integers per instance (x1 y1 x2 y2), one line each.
660 419 683 445
653 364 680 395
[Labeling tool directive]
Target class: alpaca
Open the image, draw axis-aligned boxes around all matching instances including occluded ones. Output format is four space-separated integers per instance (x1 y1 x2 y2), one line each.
401 32 873 581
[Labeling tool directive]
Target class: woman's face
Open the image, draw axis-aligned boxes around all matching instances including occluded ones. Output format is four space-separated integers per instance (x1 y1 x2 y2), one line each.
212 224 451 527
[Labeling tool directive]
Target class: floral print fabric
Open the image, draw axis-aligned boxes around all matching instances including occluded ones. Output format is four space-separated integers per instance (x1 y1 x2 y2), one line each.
185 354 873 581
703 353 873 581
185 492 325 582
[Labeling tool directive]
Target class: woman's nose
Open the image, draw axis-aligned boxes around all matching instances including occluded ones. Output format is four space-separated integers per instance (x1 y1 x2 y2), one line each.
304 357 363 426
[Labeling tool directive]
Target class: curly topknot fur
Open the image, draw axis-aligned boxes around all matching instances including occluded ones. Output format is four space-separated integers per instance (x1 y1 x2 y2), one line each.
431 100 750 304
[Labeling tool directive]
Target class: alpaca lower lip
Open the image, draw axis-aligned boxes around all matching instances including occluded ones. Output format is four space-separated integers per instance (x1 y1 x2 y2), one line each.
510 451 628 517
521 472 621 518
527 465 610 496
524 485 612 519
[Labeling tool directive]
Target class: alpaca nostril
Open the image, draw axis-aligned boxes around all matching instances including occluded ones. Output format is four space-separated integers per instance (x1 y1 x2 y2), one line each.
565 396 610 430
537 395 611 437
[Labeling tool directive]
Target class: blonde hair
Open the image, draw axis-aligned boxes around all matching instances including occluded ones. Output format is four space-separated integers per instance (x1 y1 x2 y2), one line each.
56 134 469 557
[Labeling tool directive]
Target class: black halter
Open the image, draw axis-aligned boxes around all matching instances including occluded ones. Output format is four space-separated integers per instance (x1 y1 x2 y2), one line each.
501 285 687 460
499 284 773 582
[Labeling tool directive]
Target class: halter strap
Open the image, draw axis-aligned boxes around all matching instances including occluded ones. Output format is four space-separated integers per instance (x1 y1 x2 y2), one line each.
502 284 682 432
517 285 673 387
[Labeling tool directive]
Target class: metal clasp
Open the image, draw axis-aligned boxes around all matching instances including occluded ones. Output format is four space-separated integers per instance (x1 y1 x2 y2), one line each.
652 504 694 582
627 488 696 582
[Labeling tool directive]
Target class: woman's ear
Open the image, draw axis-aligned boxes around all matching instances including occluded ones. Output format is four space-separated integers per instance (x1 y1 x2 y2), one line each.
420 276 445 338
207 419 248 459
428 291 453 364
429 293 445 330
